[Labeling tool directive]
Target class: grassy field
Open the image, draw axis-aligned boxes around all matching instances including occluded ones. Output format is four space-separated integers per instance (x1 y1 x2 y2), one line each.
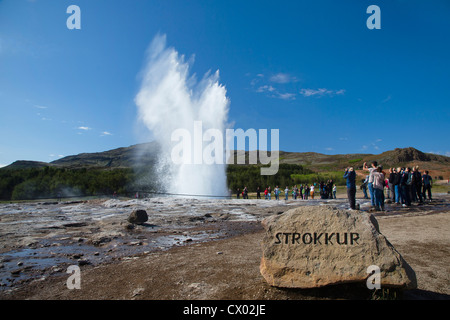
431 183 450 194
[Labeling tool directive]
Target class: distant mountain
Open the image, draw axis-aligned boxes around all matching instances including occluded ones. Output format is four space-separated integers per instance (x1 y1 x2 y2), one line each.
228 147 450 180
51 141 160 169
235 147 449 170
3 160 53 170
3 142 160 170
3 144 449 178
368 147 449 165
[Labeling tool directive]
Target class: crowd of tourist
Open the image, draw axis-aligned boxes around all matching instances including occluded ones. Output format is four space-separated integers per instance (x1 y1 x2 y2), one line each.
235 180 337 201
235 161 435 213
344 161 433 211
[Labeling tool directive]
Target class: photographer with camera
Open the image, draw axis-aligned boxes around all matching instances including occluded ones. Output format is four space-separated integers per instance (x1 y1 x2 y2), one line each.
343 167 357 210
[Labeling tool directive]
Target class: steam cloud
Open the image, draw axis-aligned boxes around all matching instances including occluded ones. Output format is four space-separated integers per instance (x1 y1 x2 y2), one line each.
135 34 230 197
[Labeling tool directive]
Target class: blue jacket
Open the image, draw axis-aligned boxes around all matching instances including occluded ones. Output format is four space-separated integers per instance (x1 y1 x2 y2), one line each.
343 170 356 189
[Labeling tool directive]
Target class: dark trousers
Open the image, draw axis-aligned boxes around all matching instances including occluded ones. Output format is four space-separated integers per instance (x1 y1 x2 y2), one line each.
414 184 423 202
423 184 432 200
347 187 356 209
401 185 411 206
374 188 384 209
411 184 417 202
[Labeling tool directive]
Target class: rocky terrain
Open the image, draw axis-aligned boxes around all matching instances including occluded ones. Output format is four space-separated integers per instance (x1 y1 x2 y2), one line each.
1 193 449 300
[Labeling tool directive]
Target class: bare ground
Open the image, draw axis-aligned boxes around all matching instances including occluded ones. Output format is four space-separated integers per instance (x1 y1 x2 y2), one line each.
1 195 449 300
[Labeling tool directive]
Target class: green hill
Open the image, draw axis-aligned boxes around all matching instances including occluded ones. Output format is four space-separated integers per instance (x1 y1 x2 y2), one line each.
3 144 449 173
1 144 449 201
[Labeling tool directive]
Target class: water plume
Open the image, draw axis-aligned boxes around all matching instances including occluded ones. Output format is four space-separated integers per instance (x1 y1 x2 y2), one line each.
135 34 230 197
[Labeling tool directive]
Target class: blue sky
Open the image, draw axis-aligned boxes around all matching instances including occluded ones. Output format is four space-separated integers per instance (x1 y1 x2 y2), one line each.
1 0 449 167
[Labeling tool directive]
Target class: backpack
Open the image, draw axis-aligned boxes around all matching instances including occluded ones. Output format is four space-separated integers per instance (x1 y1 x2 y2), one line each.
406 172 412 185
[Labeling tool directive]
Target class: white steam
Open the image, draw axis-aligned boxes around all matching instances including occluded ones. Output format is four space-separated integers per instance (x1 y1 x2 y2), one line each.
135 34 230 197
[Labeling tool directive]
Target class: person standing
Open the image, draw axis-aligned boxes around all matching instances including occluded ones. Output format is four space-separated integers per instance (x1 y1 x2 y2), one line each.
363 161 378 208
236 188 240 199
372 166 385 211
413 166 423 203
407 168 414 203
264 188 268 200
319 182 326 199
400 167 412 207
310 184 315 199
256 187 261 199
394 167 403 204
410 168 417 202
361 177 369 199
243 186 248 199
332 184 337 199
327 180 334 199
343 167 357 210
284 186 289 200
422 171 433 201
388 168 396 201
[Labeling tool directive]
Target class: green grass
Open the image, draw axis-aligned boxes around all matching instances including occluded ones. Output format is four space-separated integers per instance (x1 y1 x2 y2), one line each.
370 288 401 300
290 171 346 186
431 184 450 194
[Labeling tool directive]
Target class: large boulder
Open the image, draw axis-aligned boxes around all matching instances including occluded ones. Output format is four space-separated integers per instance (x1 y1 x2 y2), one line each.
260 205 417 289
127 209 148 225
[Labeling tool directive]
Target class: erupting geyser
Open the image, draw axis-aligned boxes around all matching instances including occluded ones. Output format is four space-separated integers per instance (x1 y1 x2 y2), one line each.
135 34 230 197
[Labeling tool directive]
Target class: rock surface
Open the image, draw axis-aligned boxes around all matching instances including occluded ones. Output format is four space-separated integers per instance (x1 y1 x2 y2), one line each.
260 205 417 289
127 209 148 225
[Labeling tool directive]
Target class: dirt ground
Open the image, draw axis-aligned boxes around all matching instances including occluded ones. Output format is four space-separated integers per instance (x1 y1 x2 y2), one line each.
1 195 449 301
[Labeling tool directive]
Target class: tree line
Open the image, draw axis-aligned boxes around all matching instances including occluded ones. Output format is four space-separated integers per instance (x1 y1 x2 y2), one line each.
0 167 137 201
227 164 348 192
0 163 348 201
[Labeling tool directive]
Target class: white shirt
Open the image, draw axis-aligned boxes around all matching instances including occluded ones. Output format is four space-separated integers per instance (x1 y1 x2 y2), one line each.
368 167 376 184
372 172 385 190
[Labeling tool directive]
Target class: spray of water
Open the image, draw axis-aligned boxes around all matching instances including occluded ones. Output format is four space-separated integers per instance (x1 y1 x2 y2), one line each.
135 34 230 197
